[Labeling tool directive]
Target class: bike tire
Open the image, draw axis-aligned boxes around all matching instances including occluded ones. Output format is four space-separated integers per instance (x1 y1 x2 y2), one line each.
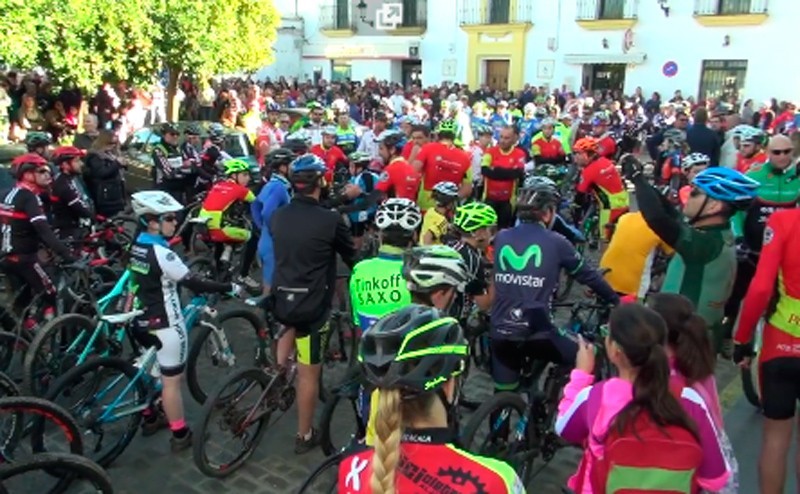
186 308 266 405
297 452 342 494
319 314 358 404
0 371 19 398
741 360 761 409
0 330 28 379
192 367 273 478
23 313 102 397
459 391 536 486
319 366 365 456
43 357 147 468
0 396 83 457
0 452 114 494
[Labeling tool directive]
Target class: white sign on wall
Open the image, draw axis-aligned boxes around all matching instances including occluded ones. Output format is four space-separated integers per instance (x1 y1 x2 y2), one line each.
442 59 457 78
376 3 403 30
537 60 555 80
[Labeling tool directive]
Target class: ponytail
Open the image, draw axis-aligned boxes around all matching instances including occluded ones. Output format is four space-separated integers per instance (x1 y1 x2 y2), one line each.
370 389 403 494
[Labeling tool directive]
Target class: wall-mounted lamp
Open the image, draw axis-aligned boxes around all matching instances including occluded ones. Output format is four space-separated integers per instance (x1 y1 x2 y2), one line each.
602 38 609 49
723 34 731 46
356 0 374 26
657 0 670 17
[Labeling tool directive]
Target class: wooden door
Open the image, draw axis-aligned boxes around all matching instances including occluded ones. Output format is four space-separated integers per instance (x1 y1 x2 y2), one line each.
485 60 509 92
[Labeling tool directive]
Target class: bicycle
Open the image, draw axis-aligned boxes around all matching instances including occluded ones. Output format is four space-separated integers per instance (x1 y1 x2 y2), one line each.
0 452 113 494
298 450 342 494
459 300 613 486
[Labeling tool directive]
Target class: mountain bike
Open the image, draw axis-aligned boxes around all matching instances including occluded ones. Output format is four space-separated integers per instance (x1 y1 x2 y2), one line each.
0 452 113 494
459 300 612 486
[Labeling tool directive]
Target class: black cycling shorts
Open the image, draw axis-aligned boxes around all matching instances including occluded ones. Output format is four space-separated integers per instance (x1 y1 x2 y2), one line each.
490 332 577 391
760 357 800 420
485 200 514 230
294 312 331 366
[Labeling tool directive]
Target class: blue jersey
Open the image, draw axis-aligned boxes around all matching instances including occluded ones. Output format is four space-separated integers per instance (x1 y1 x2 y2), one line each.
253 174 291 249
518 118 541 151
491 222 617 340
489 113 512 140
348 170 379 224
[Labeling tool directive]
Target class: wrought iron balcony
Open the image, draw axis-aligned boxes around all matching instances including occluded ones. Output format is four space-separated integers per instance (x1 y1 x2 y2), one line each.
319 2 354 31
694 0 768 16
576 0 638 20
459 0 533 26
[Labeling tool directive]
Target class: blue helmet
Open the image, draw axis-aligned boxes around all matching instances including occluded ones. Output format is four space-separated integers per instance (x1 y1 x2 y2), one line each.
376 130 407 152
691 167 759 206
289 154 327 185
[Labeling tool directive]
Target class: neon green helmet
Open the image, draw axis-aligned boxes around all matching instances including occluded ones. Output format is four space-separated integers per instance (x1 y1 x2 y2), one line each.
223 158 250 175
436 119 457 136
453 202 498 233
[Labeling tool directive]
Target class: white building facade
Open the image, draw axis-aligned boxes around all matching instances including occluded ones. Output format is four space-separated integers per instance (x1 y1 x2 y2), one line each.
259 0 798 104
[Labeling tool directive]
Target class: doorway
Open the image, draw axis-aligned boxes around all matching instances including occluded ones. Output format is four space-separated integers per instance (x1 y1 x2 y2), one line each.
402 61 422 88
485 59 510 91
582 63 626 92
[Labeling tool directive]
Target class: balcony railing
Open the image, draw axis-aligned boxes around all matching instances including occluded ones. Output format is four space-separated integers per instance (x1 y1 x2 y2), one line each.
399 0 428 28
319 2 353 31
694 0 768 15
576 0 638 20
459 0 533 25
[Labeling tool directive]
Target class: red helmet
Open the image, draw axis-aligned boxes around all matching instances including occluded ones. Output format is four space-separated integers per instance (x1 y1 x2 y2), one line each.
11 153 49 179
574 137 600 155
52 146 86 163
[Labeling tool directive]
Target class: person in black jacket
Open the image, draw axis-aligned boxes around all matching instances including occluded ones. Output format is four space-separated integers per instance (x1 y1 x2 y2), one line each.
270 153 357 454
84 130 126 218
646 110 690 181
686 108 721 166
51 146 94 250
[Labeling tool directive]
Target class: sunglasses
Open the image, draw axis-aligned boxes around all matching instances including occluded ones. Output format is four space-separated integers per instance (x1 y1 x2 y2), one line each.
161 214 178 222
35 169 52 175
771 149 793 155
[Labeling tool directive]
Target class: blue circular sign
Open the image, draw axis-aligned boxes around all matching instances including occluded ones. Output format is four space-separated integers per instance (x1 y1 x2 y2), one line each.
662 61 678 78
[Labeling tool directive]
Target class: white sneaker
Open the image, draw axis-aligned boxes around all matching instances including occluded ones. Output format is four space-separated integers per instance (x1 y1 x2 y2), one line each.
236 275 261 290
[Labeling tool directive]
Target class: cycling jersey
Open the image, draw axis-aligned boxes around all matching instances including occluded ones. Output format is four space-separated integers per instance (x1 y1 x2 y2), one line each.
481 146 526 203
596 134 617 159
555 122 573 154
735 150 768 173
600 212 674 298
491 222 618 340
152 143 188 184
349 245 409 330
576 156 629 236
50 172 94 232
531 134 566 162
419 208 449 245
732 161 800 253
310 143 348 183
199 180 256 243
735 209 800 363
338 428 525 494
347 170 379 225
375 157 421 201
0 184 72 260
415 142 472 211
518 117 541 151
252 174 291 284
449 240 490 321
335 126 359 155
197 144 231 191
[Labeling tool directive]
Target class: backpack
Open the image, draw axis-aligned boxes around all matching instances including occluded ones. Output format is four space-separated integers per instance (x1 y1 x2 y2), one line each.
577 382 704 494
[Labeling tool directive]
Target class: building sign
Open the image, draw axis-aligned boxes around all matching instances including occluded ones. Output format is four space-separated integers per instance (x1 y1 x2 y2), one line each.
662 61 678 77
376 3 403 30
324 45 379 59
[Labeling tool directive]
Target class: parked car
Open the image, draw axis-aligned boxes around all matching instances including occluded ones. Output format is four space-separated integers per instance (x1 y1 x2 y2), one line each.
122 121 259 192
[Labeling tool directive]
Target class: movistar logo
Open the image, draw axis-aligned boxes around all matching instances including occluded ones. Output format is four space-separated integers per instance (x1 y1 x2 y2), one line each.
498 244 542 272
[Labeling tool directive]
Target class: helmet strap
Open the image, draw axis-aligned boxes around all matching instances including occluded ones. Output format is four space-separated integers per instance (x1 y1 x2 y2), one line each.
688 196 725 225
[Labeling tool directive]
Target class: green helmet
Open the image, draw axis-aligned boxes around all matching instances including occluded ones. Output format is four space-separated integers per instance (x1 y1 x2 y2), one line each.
436 119 457 136
223 158 250 175
453 202 498 233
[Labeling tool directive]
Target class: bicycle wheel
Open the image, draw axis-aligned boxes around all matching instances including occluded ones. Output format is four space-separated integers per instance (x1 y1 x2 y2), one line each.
0 395 82 466
44 357 147 468
556 243 584 301
0 452 113 494
23 314 103 397
297 452 342 494
740 319 763 409
459 392 537 486
319 314 358 403
186 308 266 404
182 257 219 303
319 366 365 456
0 371 19 398
0 331 29 381
193 367 278 478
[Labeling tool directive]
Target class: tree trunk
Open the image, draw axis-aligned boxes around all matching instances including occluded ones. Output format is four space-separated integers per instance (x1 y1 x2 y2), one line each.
166 65 181 122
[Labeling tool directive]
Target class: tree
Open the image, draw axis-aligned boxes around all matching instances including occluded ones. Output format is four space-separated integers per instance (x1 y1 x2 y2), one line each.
0 0 45 69
149 0 280 120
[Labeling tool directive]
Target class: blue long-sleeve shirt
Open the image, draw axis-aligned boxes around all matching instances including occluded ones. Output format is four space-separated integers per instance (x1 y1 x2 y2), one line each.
253 174 291 247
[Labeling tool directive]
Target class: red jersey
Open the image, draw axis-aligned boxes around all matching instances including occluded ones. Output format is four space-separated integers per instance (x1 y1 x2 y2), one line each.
596 134 617 159
310 143 348 183
415 141 472 191
401 140 414 160
531 136 565 161
201 180 255 213
375 157 421 201
481 146 526 202
735 151 768 173
577 157 627 208
735 209 800 362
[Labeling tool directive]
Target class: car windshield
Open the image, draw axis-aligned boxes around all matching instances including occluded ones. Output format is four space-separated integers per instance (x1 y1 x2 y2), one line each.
224 134 249 158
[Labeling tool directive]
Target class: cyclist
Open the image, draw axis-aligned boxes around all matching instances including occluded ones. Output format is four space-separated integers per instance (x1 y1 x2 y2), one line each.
339 305 525 494
283 130 311 157
591 112 617 159
531 118 567 165
403 245 470 315
128 190 241 451
271 153 357 453
658 128 689 196
252 148 294 294
179 123 202 203
492 180 618 392
50 146 94 245
413 119 473 212
197 158 259 290
734 127 768 173
621 155 759 352
574 137 629 241
449 201 497 323
24 131 51 160
519 175 586 246
152 123 190 203
481 125 527 228
734 206 800 494
0 153 75 323
419 181 459 246
310 125 348 184
196 123 228 193
341 152 379 252
676 152 711 206
373 130 421 201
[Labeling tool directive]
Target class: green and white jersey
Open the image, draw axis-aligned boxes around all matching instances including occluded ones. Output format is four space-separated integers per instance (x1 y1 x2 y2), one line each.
349 245 410 331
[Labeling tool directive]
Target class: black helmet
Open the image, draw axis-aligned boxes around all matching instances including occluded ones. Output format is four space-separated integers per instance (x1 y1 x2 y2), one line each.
282 138 309 156
184 123 202 136
158 122 179 137
516 182 560 213
25 132 51 151
359 305 467 395
376 130 407 153
266 148 295 170
349 151 372 168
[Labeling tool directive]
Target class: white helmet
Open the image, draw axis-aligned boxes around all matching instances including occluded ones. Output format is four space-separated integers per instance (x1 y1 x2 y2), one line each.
131 191 183 217
402 245 469 293
375 198 422 231
681 152 711 170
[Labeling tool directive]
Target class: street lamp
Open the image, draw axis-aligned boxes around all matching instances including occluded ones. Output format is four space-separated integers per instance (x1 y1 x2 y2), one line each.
356 0 374 26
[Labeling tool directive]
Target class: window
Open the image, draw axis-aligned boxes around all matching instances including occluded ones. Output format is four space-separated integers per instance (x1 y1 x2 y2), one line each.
488 0 510 24
698 60 748 102
402 0 419 26
599 0 625 19
718 0 751 14
335 0 349 29
331 61 352 82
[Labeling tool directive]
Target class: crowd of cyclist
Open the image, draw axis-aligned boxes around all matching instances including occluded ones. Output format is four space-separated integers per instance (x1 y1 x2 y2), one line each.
1 88 799 493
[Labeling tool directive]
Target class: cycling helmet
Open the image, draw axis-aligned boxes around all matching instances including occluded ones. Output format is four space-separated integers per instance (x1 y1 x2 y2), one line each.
184 123 202 136
403 245 469 293
266 148 295 170
287 129 312 145
12 153 49 178
473 123 493 136
436 119 457 137
729 124 755 139
266 101 281 112
691 167 760 207
306 101 323 110
663 128 687 144
52 146 86 163
540 118 557 128
591 112 610 126
282 137 309 156
223 158 251 175
131 190 183 217
375 198 422 231
349 151 372 167
376 130 407 152
208 123 225 143
321 125 337 136
432 181 459 206
574 137 600 154
331 99 348 114
158 122 179 136
523 173 558 190
453 202 498 233
288 154 327 184
516 181 561 212
741 127 766 145
681 153 711 171
25 132 51 150
534 106 548 118
359 305 467 395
